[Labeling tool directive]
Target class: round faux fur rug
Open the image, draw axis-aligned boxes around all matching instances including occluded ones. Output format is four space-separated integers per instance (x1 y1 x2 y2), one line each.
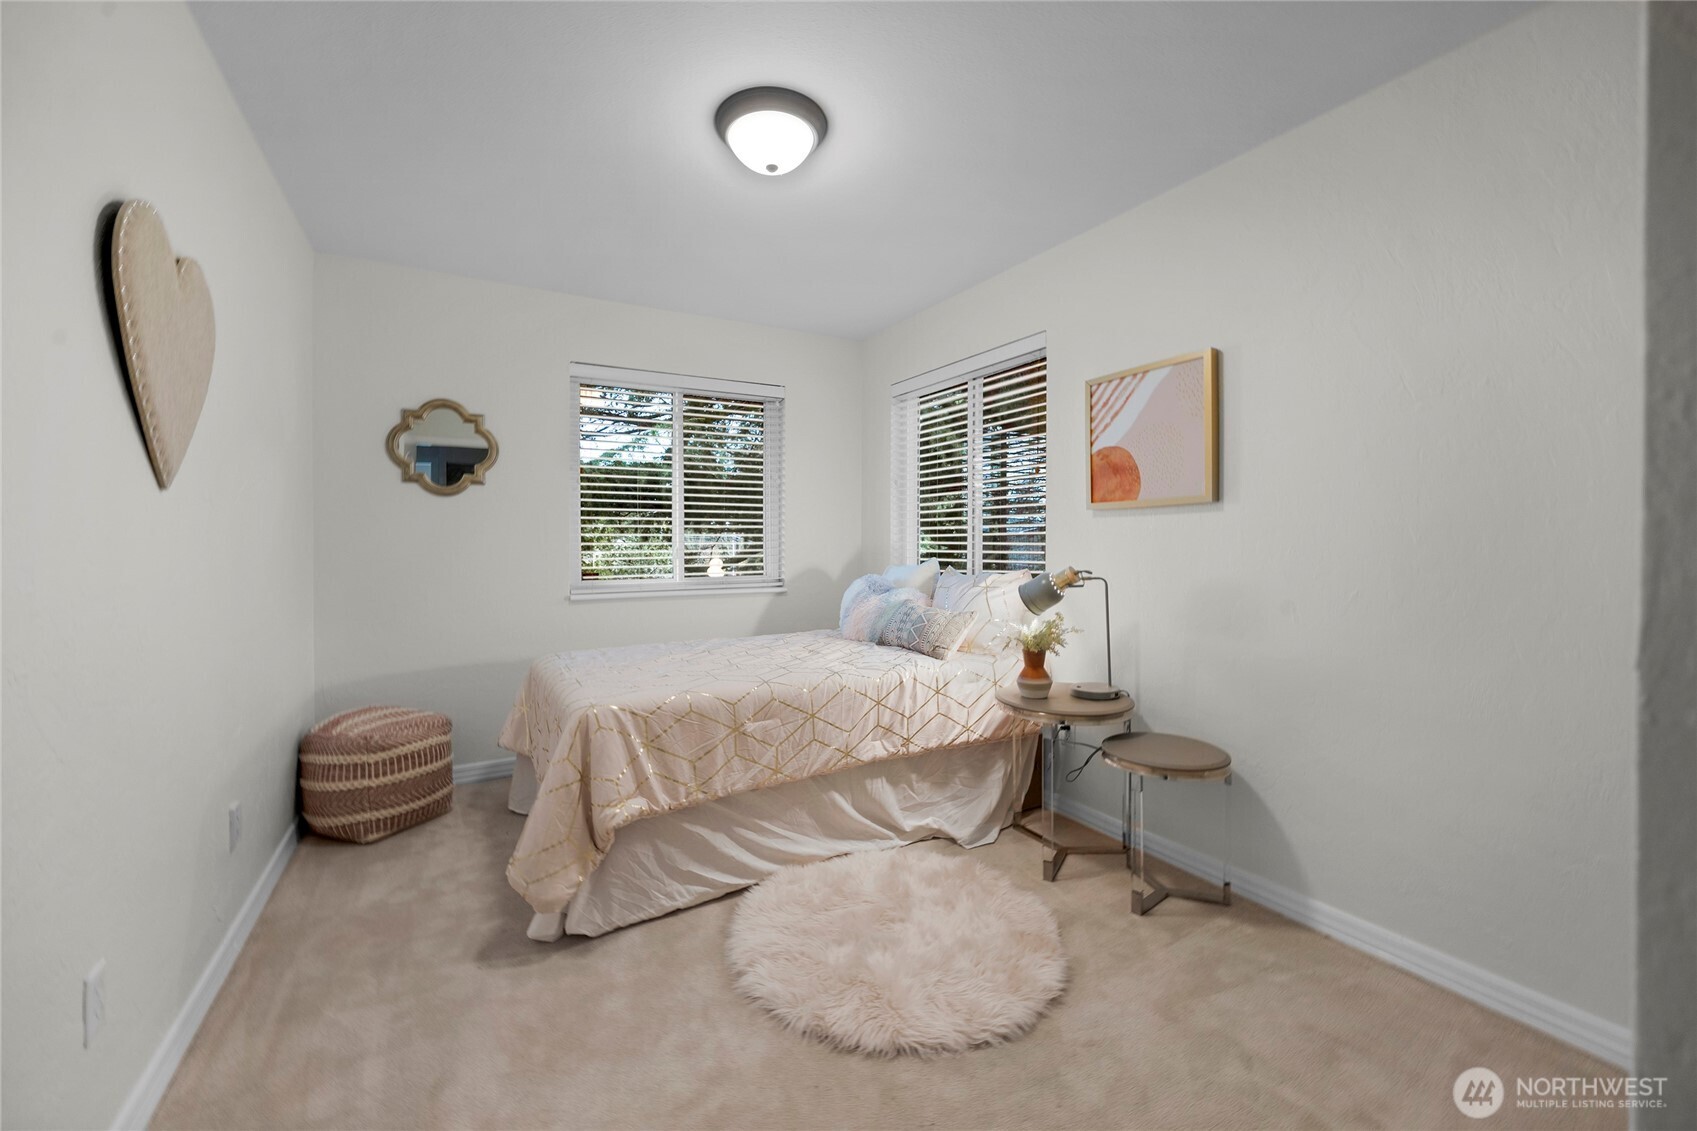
726 849 1067 1056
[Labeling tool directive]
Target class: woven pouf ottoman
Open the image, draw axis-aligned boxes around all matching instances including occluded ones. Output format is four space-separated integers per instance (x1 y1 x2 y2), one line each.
300 707 453 843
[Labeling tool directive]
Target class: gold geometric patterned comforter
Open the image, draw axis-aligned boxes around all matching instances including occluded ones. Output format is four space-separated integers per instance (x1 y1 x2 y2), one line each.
499 629 1032 916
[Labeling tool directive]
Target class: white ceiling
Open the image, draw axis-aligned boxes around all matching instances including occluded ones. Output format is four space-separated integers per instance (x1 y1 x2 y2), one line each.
192 2 1528 339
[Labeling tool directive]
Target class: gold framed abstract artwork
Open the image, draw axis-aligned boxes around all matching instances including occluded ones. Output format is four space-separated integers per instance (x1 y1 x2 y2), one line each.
1086 348 1219 508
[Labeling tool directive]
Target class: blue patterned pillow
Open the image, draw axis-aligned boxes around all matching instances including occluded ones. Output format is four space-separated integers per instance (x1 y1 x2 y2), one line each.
875 599 979 659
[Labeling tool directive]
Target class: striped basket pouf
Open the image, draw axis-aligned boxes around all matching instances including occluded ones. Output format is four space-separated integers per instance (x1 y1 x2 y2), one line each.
299 707 453 844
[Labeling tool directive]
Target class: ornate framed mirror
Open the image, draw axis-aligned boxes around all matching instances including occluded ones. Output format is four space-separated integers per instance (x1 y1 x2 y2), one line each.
385 399 499 495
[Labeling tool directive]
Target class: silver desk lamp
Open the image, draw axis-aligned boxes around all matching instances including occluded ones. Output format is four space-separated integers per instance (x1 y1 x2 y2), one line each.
1017 567 1124 700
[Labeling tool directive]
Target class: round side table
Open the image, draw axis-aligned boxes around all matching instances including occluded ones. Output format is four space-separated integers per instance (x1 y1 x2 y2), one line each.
1100 732 1234 916
994 683 1136 882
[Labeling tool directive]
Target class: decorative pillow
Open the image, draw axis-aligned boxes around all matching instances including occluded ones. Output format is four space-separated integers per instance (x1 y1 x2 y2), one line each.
840 574 894 628
938 570 1038 654
841 589 896 641
876 600 979 660
880 560 941 599
841 582 930 641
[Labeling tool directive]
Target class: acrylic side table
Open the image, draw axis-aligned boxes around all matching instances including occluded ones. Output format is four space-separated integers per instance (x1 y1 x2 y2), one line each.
994 683 1137 882
1100 732 1234 916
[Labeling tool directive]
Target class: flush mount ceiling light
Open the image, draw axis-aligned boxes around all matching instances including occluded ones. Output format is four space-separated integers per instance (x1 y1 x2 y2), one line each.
714 87 828 176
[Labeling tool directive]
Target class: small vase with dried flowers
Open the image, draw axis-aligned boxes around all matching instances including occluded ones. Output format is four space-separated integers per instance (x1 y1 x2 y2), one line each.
1014 613 1080 699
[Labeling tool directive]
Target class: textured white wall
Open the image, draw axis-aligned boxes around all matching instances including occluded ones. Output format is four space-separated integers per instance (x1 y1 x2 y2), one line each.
312 257 866 763
0 4 317 1127
860 4 1642 1027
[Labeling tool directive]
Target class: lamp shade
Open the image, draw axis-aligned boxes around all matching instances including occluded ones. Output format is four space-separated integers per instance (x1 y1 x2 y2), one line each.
715 87 828 176
1018 573 1064 616
1018 567 1084 616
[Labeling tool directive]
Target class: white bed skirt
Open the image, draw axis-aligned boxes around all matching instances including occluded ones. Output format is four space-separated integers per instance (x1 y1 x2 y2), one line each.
508 735 1036 937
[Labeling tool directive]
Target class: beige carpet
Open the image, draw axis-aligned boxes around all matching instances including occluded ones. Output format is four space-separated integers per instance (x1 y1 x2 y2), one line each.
153 781 1622 1130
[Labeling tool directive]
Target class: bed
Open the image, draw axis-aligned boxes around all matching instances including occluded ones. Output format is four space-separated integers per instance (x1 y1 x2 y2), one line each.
498 628 1037 939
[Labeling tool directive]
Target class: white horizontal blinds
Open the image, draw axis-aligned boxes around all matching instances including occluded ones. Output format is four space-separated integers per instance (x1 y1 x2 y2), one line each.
576 372 783 590
891 342 1046 575
888 396 919 563
679 393 776 579
914 382 972 571
977 358 1047 572
578 383 674 580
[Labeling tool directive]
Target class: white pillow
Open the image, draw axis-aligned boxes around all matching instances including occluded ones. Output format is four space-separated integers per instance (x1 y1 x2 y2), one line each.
933 567 975 611
880 560 940 599
935 569 1031 612
938 570 1037 653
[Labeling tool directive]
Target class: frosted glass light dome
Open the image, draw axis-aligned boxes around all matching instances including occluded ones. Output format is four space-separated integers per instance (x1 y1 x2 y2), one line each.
715 87 828 177
725 110 816 176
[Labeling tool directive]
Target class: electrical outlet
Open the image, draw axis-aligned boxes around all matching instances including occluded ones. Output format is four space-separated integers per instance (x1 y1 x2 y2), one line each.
228 801 242 854
84 960 106 1048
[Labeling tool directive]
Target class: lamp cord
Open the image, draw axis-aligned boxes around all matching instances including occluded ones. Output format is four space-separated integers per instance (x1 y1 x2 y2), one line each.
1063 742 1105 783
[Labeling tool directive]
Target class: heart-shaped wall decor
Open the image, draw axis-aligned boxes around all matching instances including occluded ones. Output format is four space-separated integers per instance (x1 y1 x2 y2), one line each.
110 201 215 489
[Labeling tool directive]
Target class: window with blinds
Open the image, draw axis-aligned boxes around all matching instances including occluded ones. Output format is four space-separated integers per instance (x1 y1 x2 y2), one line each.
891 339 1047 574
572 364 784 596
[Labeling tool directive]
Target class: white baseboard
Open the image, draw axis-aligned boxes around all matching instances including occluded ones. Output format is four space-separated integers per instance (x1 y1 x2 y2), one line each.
453 755 515 784
103 763 1626 1130
111 760 512 1127
1051 794 1633 1070
111 821 300 1130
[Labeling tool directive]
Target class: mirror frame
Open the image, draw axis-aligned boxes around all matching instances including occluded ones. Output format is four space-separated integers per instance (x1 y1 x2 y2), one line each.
385 398 499 496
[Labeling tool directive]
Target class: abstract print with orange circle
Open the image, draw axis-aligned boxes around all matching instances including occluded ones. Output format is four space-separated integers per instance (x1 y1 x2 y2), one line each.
1088 355 1210 505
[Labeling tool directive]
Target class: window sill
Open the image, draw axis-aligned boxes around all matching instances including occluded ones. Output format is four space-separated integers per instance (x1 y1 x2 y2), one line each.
568 583 787 602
